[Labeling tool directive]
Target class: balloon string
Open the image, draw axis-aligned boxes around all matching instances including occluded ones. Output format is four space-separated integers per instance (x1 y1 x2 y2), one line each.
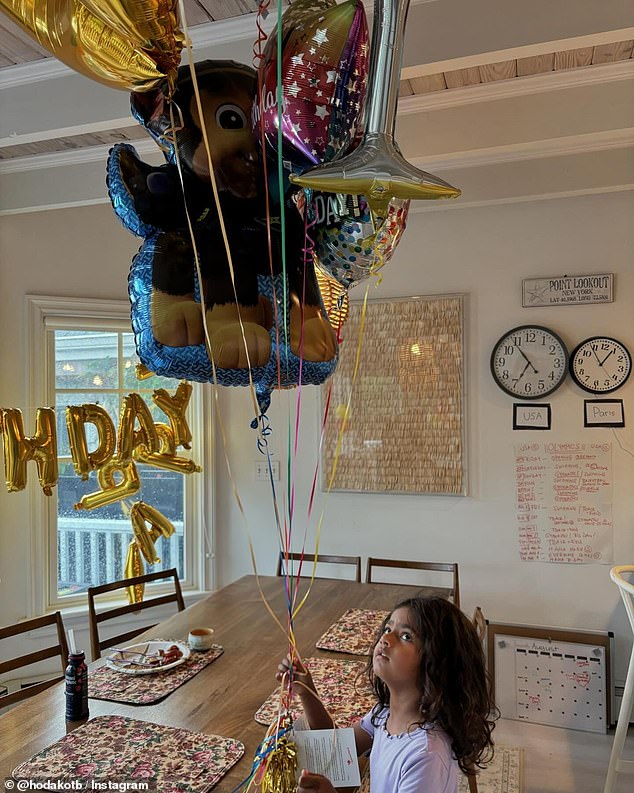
275 0 289 375
291 282 372 621
287 206 315 529
254 0 284 398
253 0 271 68
165 90 290 664
284 205 322 612
177 1 263 444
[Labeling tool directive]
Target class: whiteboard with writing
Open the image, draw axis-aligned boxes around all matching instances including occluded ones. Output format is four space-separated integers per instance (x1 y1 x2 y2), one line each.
514 442 612 563
493 633 609 733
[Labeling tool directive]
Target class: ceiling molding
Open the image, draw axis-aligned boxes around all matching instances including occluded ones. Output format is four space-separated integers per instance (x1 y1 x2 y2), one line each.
4 57 631 153
3 183 632 219
0 118 136 148
3 126 632 177
0 196 107 216
399 59 634 114
410 129 634 171
401 27 634 79
0 138 159 173
406 184 634 214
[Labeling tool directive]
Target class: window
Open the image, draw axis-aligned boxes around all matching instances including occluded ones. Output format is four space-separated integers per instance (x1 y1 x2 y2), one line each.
27 296 207 611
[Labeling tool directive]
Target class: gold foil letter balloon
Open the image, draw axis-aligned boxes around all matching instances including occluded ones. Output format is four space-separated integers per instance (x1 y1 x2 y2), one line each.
117 393 160 463
152 381 193 449
0 0 183 91
133 423 201 475
65 404 117 480
0 407 58 495
130 500 176 564
125 501 176 602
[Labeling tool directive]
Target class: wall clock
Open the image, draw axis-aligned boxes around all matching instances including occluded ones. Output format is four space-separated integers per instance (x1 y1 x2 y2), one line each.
490 325 568 399
569 336 632 393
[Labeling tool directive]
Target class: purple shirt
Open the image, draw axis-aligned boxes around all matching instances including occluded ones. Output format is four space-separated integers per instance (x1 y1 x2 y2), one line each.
360 707 458 792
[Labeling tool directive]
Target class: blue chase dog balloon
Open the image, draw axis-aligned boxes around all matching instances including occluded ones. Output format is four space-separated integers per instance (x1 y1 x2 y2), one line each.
107 60 338 417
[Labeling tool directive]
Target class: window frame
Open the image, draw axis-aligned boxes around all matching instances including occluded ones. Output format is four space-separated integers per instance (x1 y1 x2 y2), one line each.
26 294 212 614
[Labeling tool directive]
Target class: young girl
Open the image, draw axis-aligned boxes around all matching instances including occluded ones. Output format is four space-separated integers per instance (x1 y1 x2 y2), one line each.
276 596 497 792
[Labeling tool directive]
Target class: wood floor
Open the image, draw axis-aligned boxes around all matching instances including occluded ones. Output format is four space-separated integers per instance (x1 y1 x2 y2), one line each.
495 717 633 793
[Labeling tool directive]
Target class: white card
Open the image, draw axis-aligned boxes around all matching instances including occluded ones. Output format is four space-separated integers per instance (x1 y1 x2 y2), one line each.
293 727 361 787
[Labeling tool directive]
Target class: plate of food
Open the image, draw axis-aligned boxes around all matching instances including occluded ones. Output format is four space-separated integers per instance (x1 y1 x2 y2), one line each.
106 640 190 675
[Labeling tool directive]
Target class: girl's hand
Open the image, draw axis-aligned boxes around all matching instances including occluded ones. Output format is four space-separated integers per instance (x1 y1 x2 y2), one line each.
276 653 315 695
277 653 334 730
296 769 337 792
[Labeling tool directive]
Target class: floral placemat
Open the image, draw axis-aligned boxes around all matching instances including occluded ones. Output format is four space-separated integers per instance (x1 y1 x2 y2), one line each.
315 608 389 655
12 715 244 792
89 644 224 705
255 657 374 728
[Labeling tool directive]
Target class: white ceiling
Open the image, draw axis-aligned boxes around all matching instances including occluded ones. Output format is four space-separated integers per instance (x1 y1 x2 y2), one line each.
0 0 633 215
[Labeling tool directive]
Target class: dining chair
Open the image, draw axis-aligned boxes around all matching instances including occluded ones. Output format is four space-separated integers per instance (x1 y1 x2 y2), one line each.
365 558 460 608
472 605 487 646
277 552 362 583
0 611 69 708
87 567 185 660
603 565 634 793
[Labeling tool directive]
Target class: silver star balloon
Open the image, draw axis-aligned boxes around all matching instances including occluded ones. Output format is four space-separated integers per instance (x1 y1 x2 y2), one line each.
290 0 461 211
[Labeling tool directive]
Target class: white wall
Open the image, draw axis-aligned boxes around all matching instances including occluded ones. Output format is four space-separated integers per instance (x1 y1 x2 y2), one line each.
0 205 135 627
0 191 633 684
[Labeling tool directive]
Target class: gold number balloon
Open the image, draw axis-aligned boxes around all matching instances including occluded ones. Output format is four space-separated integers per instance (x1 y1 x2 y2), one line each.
0 407 58 495
65 404 117 480
73 457 140 511
0 0 183 91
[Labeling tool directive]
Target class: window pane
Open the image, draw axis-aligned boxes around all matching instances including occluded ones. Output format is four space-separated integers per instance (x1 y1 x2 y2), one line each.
55 330 119 389
122 333 181 391
54 329 186 598
57 468 184 595
55 393 120 458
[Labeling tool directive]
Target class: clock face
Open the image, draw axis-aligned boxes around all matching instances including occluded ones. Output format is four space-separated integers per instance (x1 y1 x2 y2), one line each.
490 325 568 399
570 336 632 393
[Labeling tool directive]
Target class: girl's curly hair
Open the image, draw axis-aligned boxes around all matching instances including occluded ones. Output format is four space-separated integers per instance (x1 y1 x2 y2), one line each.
366 596 498 776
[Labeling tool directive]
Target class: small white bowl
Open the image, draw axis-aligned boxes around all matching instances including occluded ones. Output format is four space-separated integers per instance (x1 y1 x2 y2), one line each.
188 627 215 651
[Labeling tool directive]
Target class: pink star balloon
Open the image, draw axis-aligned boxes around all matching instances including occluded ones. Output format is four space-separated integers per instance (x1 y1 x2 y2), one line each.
253 0 369 171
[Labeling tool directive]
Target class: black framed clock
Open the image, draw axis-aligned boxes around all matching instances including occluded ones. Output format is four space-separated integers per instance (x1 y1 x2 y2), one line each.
490 325 568 399
569 336 632 393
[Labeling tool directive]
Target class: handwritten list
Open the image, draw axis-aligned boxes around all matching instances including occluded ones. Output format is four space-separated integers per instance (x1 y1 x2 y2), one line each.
514 442 612 563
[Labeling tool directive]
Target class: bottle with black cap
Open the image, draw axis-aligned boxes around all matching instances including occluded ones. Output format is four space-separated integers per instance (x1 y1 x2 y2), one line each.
64 630 89 721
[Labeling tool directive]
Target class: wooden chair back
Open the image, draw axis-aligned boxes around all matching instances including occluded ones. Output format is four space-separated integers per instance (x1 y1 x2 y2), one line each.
277 552 362 583
365 558 460 608
87 567 185 660
0 612 69 708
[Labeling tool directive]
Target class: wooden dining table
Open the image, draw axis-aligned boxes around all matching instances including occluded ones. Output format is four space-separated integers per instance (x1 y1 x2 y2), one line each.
0 575 437 789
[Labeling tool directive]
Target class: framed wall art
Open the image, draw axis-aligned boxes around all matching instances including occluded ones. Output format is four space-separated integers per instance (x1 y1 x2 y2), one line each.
321 295 466 495
584 399 625 428
513 403 551 430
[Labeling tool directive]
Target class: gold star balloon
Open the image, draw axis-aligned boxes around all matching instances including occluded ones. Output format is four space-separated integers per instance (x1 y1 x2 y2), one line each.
0 0 183 91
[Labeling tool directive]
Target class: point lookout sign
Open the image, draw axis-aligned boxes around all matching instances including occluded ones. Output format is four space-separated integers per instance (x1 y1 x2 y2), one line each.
522 273 613 307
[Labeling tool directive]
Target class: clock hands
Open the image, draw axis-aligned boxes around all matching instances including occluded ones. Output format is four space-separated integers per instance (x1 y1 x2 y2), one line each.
598 349 614 367
590 346 603 367
515 360 532 383
517 347 538 374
